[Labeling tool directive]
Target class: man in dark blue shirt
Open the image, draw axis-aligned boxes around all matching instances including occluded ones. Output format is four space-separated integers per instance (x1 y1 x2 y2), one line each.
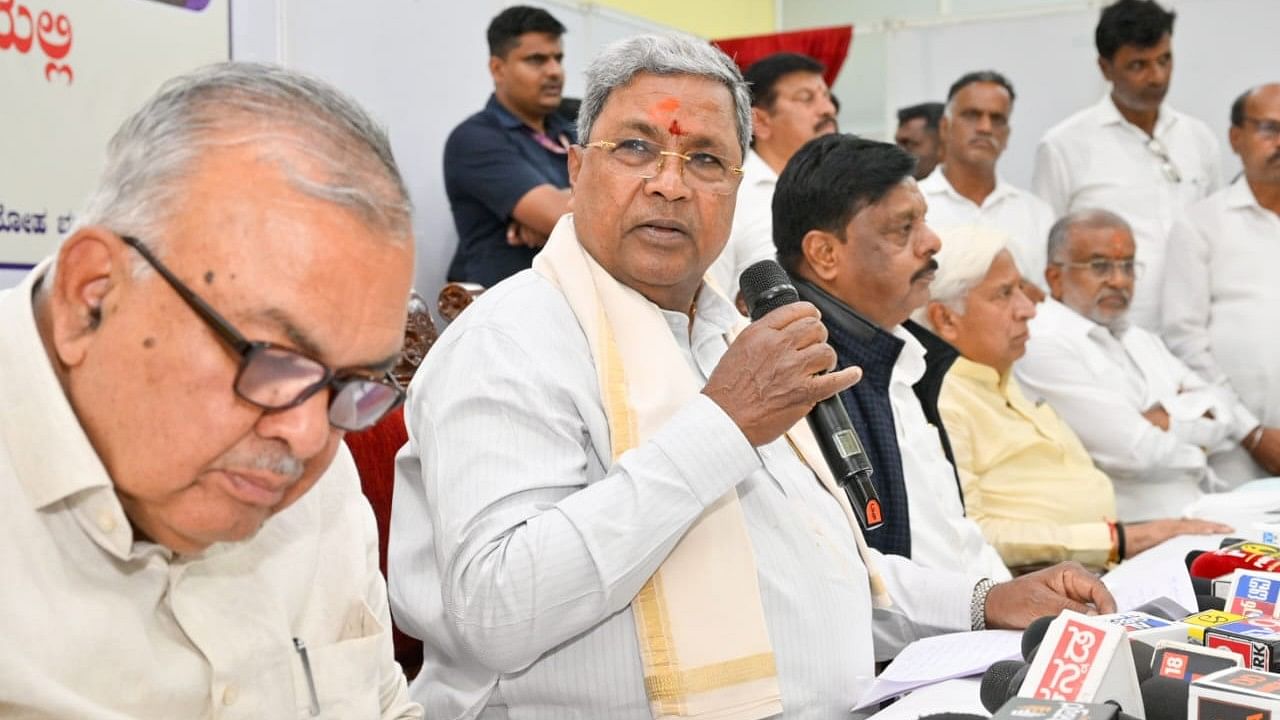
444 6 576 287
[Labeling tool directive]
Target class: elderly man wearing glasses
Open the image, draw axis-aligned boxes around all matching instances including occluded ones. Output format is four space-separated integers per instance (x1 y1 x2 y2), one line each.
390 34 1115 720
0 63 422 718
1016 209 1252 520
1163 83 1280 486
918 225 1229 573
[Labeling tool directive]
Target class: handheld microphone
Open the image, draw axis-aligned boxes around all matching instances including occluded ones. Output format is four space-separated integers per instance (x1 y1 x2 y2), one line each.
738 260 883 531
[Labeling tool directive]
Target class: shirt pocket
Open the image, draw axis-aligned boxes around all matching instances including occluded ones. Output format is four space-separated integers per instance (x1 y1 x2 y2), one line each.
292 599 385 719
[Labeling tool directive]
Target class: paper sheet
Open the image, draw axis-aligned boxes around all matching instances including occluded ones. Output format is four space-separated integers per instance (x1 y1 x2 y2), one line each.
852 629 1021 710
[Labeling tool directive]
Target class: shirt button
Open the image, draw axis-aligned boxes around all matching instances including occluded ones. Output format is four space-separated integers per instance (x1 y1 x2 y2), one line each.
97 512 116 533
222 684 238 706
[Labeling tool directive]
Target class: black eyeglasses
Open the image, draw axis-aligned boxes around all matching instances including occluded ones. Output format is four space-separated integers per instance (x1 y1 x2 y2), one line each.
121 235 405 431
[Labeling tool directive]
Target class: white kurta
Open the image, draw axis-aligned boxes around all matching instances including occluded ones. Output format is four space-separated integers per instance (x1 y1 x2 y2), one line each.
1163 179 1280 485
0 265 420 719
389 268 975 720
1032 95 1221 329
889 327 1012 581
1017 299 1248 519
919 168 1056 288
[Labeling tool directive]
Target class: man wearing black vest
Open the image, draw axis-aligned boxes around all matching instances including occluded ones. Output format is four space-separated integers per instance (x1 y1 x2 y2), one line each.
773 133 1010 579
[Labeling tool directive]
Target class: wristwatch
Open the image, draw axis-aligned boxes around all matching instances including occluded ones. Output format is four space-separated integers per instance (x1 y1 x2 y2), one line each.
970 578 996 631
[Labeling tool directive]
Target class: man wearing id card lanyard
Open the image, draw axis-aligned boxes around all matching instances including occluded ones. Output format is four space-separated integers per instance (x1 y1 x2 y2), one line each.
444 5 576 287
1032 0 1222 331
0 63 421 718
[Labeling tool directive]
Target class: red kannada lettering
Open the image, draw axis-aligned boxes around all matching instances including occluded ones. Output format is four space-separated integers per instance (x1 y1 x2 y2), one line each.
0 0 35 53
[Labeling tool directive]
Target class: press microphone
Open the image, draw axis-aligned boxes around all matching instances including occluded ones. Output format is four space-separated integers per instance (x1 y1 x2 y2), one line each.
1190 542 1280 580
982 660 1030 712
1140 676 1189 720
991 697 1122 720
738 260 883 531
1023 615 1057 661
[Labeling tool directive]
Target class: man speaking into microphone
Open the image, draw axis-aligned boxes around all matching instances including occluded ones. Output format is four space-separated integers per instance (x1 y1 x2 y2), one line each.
390 35 1114 719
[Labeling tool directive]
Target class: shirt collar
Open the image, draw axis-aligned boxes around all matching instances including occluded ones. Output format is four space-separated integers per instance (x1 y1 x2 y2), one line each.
741 148 778 188
1095 93 1179 136
891 324 927 386
485 93 572 136
920 166 1017 206
1225 177 1268 211
949 354 1014 395
658 282 742 346
0 260 116 509
1034 296 1098 336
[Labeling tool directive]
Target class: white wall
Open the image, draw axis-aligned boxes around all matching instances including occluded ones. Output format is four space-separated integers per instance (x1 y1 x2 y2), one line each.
229 0 676 311
782 0 1280 188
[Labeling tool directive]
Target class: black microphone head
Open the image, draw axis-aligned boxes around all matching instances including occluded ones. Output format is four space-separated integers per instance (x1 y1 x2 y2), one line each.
1022 615 1056 661
981 660 1027 713
1197 593 1227 612
1141 676 1190 720
738 259 799 321
1186 550 1207 571
1190 575 1212 597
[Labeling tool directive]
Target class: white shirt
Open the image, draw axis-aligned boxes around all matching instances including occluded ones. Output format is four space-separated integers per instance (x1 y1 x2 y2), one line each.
708 148 779 301
889 327 1012 581
389 270 974 720
1016 299 1246 520
1032 95 1222 329
0 266 420 719
1163 179 1280 485
919 167 1056 287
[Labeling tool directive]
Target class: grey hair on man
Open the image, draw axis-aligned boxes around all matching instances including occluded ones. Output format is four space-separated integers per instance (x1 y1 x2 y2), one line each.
913 224 1011 326
1046 208 1133 263
576 34 753 160
75 62 412 266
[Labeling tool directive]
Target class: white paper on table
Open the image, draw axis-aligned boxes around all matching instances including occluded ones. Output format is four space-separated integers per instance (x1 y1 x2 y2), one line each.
1101 533 1219 612
851 629 1021 711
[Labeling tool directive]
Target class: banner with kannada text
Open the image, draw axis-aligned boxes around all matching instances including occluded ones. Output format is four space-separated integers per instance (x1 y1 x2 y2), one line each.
0 0 228 288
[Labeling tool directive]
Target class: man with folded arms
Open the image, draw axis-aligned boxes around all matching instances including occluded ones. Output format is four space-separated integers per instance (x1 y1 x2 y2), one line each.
1017 209 1249 520
1163 83 1280 485
0 63 421 717
772 133 1010 581
390 34 1113 719
917 226 1228 572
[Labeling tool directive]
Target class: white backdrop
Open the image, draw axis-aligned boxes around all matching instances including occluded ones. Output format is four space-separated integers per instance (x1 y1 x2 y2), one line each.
0 0 229 288
884 0 1280 189
228 0 679 313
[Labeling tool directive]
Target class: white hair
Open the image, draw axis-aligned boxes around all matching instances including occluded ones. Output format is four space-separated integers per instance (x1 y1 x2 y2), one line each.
913 224 1010 329
577 34 752 160
72 62 411 273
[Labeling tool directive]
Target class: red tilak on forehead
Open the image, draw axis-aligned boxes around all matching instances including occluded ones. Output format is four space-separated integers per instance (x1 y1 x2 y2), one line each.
668 119 685 136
